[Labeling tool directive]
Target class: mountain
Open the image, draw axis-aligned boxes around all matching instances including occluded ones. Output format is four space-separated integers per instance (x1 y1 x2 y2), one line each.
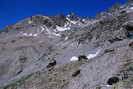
0 1 133 89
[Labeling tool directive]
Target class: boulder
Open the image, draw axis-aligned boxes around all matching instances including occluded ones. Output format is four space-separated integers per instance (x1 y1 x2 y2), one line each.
72 69 80 77
107 77 120 85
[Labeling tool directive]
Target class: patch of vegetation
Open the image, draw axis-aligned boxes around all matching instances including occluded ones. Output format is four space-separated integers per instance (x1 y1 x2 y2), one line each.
108 3 121 17
0 29 7 33
0 73 33 89
0 25 14 34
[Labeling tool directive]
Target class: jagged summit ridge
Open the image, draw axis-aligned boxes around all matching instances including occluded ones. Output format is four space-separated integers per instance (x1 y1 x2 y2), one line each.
2 13 87 38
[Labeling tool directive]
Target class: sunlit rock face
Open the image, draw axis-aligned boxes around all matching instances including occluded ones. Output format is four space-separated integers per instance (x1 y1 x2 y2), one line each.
1 1 133 89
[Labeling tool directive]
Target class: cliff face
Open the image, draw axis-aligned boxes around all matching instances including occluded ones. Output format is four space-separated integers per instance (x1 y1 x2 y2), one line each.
0 1 133 89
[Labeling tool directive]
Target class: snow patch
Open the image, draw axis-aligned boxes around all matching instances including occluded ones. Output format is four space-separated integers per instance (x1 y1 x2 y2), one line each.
87 49 101 59
106 85 112 88
66 17 71 22
56 25 70 31
23 33 28 36
126 7 133 13
40 25 51 34
67 14 70 17
82 19 86 22
64 22 69 27
28 20 32 24
33 34 38 37
130 7 133 10
41 26 45 31
20 25 61 37
21 32 38 37
41 25 61 37
70 56 78 61
51 32 61 37
41 25 50 34
29 33 33 36
70 21 77 24
65 37 69 40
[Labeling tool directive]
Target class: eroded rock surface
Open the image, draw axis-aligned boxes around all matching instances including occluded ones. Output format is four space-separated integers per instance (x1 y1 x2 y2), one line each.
1 1 133 89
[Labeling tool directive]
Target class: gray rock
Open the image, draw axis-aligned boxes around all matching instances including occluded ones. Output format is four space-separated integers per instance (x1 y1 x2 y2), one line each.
1 1 133 89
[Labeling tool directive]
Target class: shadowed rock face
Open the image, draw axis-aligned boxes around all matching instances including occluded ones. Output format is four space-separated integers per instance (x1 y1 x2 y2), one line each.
49 14 66 26
124 21 133 31
1 1 133 89
107 77 120 85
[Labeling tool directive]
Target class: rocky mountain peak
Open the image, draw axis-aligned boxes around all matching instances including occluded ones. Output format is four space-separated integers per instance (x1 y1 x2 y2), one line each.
66 13 79 21
128 0 133 3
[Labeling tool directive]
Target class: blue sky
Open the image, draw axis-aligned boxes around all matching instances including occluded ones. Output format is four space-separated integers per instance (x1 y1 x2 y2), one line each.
0 0 127 29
